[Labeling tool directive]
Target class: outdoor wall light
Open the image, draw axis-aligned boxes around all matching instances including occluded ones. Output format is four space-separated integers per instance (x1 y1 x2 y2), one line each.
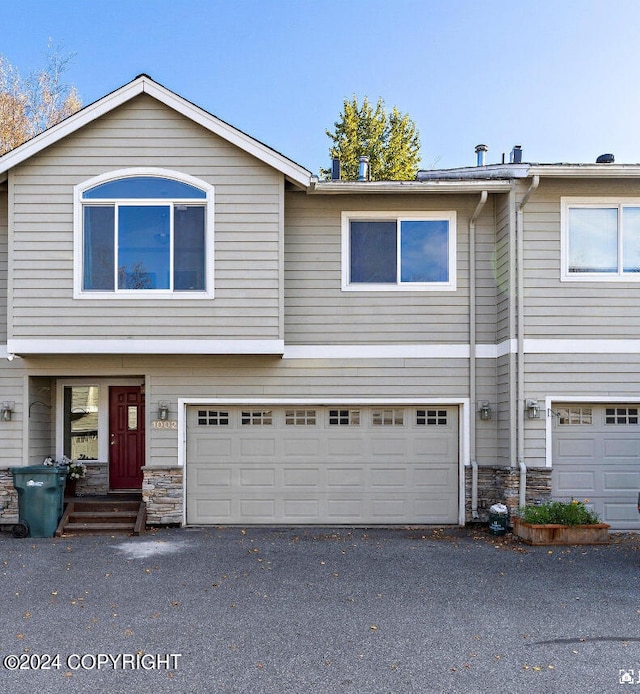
1 401 15 421
478 401 492 420
526 399 541 419
158 402 169 421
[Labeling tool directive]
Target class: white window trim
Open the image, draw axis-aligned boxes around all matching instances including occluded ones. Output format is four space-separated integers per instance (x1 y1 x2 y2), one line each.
73 167 215 299
561 197 640 282
341 211 457 291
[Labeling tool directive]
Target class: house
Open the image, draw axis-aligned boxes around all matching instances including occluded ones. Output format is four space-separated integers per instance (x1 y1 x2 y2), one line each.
0 75 638 531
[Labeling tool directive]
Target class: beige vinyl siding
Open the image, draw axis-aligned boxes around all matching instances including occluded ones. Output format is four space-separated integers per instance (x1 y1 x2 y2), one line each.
284 192 497 345
0 362 28 465
475 359 497 467
494 193 514 468
495 354 512 467
495 192 512 344
150 355 469 470
0 190 7 343
28 376 54 464
16 354 470 473
475 196 498 345
523 352 640 467
522 178 640 339
9 94 283 342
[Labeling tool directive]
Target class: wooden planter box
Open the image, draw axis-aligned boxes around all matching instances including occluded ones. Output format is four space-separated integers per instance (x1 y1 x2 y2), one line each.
512 517 610 546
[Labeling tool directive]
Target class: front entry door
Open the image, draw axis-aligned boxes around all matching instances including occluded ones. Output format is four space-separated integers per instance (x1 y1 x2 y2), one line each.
109 386 145 489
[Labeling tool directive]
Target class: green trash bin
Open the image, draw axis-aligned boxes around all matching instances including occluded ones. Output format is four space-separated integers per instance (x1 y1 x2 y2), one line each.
488 503 509 536
10 465 67 538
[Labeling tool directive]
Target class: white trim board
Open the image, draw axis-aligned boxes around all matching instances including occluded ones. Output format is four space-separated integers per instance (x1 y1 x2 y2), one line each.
284 344 471 359
7 339 285 355
286 339 640 359
7 338 640 359
524 339 640 353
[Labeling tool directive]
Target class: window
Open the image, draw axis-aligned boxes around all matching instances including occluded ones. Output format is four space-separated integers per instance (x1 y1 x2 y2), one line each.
416 410 448 426
328 409 360 426
558 407 593 425
605 407 639 425
197 410 229 426
342 212 456 291
75 170 214 297
241 410 273 426
562 198 640 280
372 409 404 426
285 410 317 426
63 385 100 460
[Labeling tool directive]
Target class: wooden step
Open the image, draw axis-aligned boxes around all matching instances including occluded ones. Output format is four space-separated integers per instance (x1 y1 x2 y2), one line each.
56 499 146 537
70 501 141 512
64 522 136 532
69 511 138 521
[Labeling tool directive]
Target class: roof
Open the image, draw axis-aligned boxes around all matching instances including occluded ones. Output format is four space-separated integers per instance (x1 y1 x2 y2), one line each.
416 161 640 181
0 74 312 188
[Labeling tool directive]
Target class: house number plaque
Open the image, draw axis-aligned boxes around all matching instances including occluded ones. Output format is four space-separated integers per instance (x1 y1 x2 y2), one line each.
152 420 177 429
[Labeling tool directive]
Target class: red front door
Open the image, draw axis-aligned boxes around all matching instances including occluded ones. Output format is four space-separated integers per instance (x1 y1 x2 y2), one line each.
109 386 145 489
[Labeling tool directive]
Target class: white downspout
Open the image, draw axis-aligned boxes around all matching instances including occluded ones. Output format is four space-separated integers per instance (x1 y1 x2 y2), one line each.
470 190 488 520
516 176 539 508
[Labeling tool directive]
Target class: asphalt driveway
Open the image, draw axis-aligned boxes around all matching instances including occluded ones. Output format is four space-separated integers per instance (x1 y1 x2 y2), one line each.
0 525 639 694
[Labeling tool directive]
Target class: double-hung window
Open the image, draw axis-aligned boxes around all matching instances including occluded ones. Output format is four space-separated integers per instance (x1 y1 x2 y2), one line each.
341 211 456 291
562 198 640 280
75 169 214 298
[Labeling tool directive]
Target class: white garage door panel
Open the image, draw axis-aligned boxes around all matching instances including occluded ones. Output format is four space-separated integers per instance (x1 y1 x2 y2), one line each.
555 470 596 493
552 404 640 530
186 405 459 525
603 471 640 490
603 500 640 523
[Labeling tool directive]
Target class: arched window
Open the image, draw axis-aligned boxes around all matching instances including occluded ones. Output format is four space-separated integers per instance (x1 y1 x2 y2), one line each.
75 170 213 296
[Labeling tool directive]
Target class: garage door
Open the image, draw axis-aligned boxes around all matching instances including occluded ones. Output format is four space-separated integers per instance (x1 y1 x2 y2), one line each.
552 404 640 530
186 405 459 525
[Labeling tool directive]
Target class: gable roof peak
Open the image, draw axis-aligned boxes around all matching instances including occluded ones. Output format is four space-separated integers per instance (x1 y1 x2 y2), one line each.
0 75 311 188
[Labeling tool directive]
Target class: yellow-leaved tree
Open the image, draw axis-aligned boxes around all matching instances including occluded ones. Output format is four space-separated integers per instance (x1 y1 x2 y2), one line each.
0 41 81 156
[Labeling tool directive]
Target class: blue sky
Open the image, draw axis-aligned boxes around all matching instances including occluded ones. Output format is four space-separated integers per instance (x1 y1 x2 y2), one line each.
3 0 640 173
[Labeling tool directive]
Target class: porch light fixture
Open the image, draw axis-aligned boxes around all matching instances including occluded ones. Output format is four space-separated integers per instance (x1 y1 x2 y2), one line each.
158 402 169 421
526 399 541 419
478 401 492 420
1 401 14 421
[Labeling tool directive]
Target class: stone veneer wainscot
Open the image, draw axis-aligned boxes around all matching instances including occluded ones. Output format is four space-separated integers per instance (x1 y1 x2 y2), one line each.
142 466 183 525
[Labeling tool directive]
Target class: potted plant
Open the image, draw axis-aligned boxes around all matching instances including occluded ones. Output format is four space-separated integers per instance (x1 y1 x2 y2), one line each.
43 455 87 496
513 498 610 545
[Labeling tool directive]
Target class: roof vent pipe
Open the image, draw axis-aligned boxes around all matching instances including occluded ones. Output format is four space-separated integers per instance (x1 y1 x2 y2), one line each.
596 153 615 164
331 157 341 180
358 156 370 181
511 145 522 164
475 144 488 167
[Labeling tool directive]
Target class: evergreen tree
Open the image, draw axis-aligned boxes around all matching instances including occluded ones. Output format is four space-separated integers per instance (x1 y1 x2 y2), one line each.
322 96 421 181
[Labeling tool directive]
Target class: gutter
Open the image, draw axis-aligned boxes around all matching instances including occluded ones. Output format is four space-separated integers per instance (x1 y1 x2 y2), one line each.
469 191 488 520
307 180 511 194
516 175 539 508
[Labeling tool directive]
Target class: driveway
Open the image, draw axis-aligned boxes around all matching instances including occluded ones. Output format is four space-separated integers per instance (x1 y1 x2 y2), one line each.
0 525 638 693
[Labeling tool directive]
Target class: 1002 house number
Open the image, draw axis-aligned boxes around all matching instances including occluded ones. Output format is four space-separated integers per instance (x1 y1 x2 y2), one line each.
152 420 177 429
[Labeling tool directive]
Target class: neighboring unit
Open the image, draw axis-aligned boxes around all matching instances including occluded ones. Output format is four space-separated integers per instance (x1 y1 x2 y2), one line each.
0 76 638 530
